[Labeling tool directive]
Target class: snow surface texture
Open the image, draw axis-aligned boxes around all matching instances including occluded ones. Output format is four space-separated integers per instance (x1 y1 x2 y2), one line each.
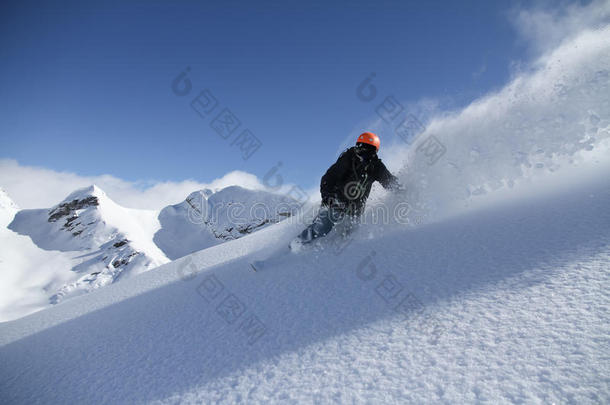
1 16 609 405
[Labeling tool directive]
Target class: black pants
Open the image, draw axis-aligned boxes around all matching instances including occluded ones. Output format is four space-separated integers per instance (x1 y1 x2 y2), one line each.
297 204 357 243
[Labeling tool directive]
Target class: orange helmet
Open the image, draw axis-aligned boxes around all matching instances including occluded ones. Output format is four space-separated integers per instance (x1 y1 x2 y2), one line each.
357 132 380 151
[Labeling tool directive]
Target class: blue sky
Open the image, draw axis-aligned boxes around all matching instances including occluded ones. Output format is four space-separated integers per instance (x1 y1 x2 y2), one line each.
1 0 536 192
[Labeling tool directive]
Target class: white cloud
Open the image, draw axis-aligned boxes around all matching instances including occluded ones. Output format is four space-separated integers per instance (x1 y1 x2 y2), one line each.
0 159 266 210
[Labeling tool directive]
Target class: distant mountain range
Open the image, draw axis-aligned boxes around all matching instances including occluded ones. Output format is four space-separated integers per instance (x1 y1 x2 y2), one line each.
0 185 301 321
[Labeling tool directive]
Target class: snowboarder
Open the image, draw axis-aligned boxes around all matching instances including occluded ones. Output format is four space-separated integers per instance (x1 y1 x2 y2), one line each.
291 132 401 250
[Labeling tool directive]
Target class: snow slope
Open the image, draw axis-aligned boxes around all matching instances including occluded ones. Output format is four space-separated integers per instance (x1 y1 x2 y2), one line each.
0 188 18 226
0 171 608 404
0 189 75 322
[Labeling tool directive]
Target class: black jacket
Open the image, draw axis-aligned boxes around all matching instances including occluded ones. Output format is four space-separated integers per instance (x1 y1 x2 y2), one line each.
320 145 399 215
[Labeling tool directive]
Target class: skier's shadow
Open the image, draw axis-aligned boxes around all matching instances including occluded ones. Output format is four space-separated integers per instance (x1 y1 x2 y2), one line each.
1 179 609 403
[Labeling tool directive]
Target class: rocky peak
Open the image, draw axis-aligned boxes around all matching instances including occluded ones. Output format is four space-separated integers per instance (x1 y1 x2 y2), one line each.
48 195 99 223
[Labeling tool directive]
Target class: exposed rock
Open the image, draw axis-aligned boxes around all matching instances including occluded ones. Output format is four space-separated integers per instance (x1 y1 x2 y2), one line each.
113 239 128 248
48 196 99 223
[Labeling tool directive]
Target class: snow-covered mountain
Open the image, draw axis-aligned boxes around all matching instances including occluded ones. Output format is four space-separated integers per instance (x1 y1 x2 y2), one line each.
1 184 303 320
8 185 169 306
154 186 300 260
